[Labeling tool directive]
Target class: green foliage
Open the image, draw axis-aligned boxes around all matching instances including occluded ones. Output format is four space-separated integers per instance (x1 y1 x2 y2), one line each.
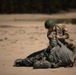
71 19 76 24
52 19 76 24
0 0 76 14
42 18 76 24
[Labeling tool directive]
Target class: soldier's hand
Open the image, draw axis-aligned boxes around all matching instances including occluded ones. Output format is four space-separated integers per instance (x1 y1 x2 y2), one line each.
64 28 68 31
56 35 61 39
48 35 53 39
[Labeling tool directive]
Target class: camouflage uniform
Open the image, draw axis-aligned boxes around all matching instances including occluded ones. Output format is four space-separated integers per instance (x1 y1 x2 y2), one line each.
47 24 76 52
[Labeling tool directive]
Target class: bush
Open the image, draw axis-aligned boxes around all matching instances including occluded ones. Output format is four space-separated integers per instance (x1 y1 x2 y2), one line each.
71 19 76 24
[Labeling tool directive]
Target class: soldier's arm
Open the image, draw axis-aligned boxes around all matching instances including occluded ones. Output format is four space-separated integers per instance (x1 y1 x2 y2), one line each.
57 25 69 39
47 31 53 39
61 27 69 39
47 31 56 39
60 33 69 39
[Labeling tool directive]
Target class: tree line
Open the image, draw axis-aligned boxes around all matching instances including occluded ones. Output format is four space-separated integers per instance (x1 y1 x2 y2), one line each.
0 0 76 14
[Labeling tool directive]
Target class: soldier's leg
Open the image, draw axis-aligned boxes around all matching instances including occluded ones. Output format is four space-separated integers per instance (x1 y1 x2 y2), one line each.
67 43 76 53
64 39 76 53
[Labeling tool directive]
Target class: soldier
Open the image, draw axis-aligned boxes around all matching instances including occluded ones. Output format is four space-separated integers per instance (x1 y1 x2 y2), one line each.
14 19 75 68
44 19 76 52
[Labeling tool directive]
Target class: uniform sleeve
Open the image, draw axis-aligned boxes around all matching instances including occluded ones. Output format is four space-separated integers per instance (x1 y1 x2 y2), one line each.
47 30 52 39
61 32 69 39
60 25 69 39
47 30 56 40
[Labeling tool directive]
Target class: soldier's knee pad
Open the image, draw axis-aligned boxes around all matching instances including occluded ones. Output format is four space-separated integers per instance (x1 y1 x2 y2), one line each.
33 60 51 69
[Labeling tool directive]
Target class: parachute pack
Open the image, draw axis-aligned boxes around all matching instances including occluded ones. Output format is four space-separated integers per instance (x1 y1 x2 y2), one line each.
14 36 75 68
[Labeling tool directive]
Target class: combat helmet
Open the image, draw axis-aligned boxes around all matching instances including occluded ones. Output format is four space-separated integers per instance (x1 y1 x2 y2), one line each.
44 19 55 29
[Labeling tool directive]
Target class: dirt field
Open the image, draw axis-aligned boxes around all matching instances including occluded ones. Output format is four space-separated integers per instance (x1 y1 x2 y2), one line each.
0 12 76 75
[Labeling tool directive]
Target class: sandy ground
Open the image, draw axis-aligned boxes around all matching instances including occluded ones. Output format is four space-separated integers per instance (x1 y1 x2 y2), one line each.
0 12 76 75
